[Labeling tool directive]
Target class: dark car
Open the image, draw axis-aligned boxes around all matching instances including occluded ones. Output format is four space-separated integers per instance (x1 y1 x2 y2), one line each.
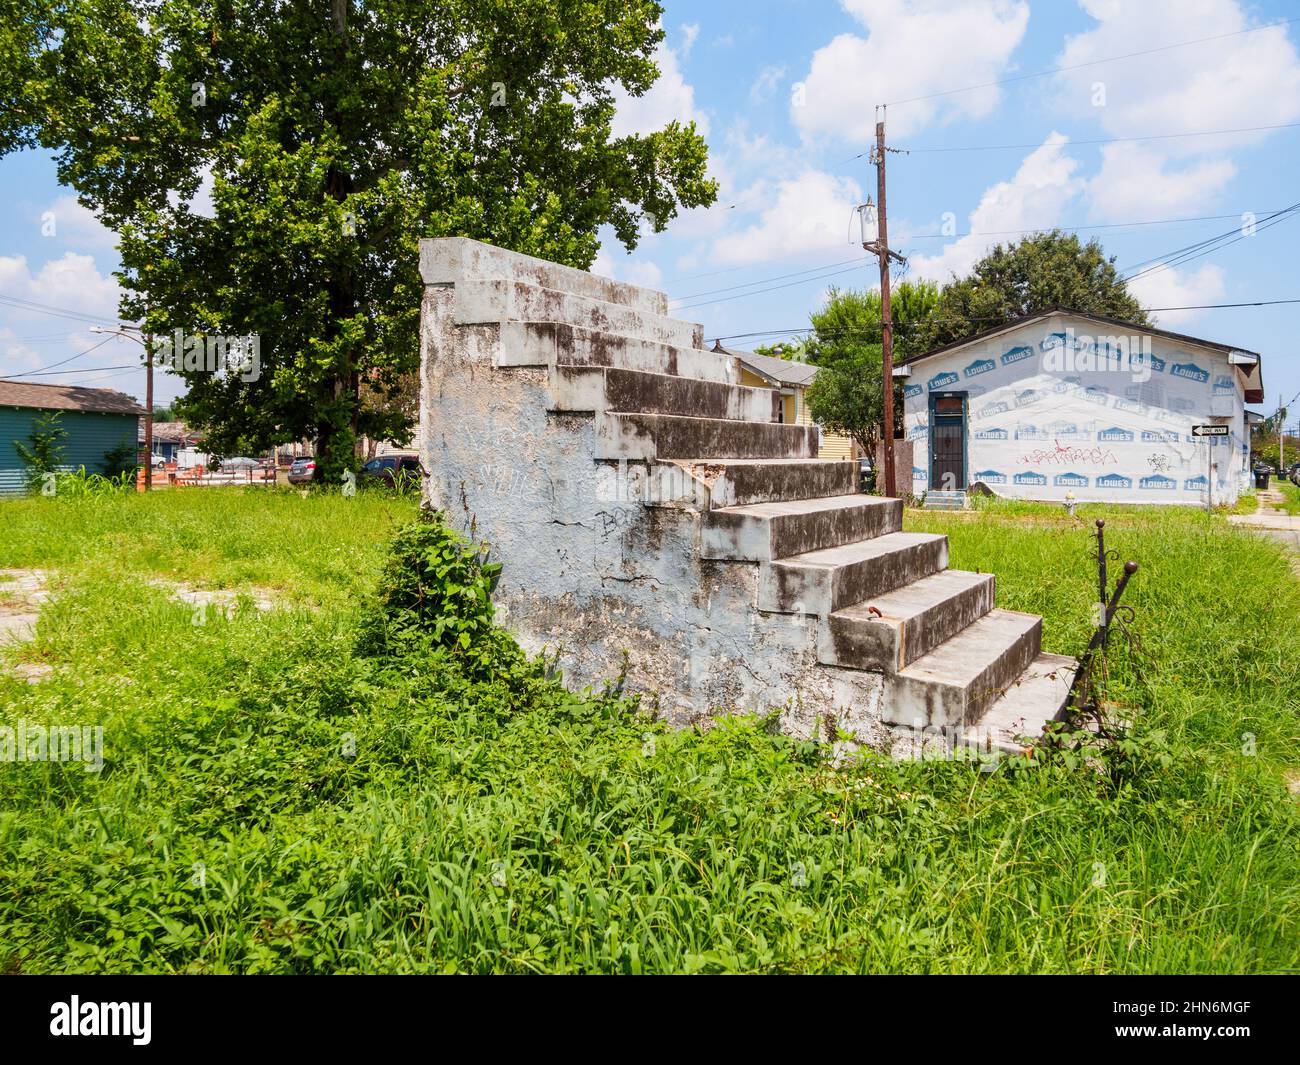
360 454 424 486
287 455 317 484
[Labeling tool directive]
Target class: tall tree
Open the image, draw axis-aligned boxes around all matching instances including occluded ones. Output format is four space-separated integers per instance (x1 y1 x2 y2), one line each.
914 230 1149 351
4 0 717 479
802 280 938 457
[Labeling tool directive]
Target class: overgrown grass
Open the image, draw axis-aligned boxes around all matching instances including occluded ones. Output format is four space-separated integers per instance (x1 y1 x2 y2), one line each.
0 485 417 609
0 491 1297 973
1273 478 1300 515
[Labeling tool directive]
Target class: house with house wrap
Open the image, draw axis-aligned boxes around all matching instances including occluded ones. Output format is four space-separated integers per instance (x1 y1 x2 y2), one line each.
897 309 1264 506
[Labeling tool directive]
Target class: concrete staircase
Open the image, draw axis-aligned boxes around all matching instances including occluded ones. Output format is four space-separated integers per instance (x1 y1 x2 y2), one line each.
419 238 1076 754
923 490 968 511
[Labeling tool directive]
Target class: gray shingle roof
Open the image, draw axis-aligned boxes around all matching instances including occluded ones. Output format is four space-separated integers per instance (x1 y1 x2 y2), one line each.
713 344 819 388
0 379 145 416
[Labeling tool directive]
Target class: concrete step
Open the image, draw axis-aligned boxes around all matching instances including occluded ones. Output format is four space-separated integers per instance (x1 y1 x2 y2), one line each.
595 412 818 462
663 458 859 508
496 321 739 384
954 652 1077 755
758 531 949 615
454 279 701 349
820 570 996 672
421 236 669 316
550 366 780 422
702 495 899 562
923 490 968 511
882 609 1042 729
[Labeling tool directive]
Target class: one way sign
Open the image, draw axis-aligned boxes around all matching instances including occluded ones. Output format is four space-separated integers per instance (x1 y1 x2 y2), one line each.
1191 424 1230 437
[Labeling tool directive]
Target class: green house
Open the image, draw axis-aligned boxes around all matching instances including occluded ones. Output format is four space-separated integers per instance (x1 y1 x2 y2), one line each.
0 379 145 495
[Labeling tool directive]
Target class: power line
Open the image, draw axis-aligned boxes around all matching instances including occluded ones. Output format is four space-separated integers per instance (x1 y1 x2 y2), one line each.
2 334 119 378
707 297 1300 344
906 210 1281 241
672 262 871 311
883 16 1300 109
668 257 870 304
664 210 1284 310
0 292 133 328
895 121 1300 154
4 364 135 382
1122 203 1300 283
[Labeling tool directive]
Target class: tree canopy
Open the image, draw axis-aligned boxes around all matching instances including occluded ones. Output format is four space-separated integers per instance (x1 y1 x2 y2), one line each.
802 280 938 455
3 0 717 478
912 230 1149 352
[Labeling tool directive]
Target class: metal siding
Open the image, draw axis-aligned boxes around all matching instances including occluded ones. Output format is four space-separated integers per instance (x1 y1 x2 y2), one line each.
0 407 140 495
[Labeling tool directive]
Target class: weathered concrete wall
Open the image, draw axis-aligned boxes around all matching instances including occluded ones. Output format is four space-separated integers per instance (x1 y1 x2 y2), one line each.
418 239 885 741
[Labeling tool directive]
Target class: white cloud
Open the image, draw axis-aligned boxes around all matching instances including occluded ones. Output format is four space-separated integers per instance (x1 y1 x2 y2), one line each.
680 23 700 59
711 169 864 266
1055 0 1300 147
0 252 129 384
37 196 119 251
749 64 787 104
589 244 664 292
611 40 709 138
909 133 1085 281
1056 1 1300 222
1126 262 1226 328
793 0 1030 141
1086 144 1236 219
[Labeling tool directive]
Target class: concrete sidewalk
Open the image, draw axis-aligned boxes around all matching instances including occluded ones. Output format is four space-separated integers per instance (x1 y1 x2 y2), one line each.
1229 489 1300 549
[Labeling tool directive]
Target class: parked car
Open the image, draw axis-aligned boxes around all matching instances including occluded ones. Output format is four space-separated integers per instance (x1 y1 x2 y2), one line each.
287 456 317 484
360 454 424 486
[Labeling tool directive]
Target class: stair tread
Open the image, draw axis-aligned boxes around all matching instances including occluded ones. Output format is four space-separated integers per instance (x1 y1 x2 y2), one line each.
897 608 1041 688
597 411 818 461
964 652 1077 749
772 530 945 569
551 364 778 420
710 493 883 520
668 458 855 468
834 569 993 622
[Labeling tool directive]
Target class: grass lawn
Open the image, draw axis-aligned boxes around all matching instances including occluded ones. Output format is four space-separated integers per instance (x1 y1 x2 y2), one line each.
1 488 1297 974
1273 477 1300 515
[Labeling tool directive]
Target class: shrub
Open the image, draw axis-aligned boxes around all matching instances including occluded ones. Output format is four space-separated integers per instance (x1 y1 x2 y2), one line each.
357 510 513 675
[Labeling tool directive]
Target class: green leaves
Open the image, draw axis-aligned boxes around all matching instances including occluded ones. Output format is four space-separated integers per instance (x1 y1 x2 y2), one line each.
356 510 516 679
5 0 717 480
913 230 1150 351
801 282 937 455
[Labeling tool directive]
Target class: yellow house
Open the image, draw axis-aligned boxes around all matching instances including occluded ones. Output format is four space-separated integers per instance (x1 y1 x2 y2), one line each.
712 343 856 460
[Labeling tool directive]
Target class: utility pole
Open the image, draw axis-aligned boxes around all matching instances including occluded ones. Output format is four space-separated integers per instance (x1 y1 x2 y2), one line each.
862 113 906 499
1279 401 1286 473
90 322 153 489
143 323 154 491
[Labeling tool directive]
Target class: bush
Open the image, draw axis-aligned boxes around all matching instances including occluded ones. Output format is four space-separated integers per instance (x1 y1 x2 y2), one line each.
357 510 514 676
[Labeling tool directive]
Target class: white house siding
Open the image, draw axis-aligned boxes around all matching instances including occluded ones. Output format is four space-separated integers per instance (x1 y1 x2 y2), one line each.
903 313 1252 506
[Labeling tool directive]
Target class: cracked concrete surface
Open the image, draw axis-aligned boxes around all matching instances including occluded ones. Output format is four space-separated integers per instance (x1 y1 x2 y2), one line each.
418 258 886 743
0 569 54 682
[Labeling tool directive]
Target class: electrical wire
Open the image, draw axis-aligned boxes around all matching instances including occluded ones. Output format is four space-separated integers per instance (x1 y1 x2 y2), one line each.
882 16 1300 109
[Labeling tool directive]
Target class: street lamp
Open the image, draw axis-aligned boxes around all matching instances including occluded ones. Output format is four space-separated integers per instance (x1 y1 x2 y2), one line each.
90 324 153 491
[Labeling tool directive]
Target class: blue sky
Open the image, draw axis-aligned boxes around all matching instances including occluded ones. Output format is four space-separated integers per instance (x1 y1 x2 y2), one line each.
3 0 1298 418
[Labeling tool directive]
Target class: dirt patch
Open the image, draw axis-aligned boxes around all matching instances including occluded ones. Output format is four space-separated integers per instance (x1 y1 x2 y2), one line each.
147 579 276 617
0 569 53 683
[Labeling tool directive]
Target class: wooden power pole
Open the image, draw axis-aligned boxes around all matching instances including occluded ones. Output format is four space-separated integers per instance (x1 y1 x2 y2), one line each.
143 324 154 491
864 115 906 499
